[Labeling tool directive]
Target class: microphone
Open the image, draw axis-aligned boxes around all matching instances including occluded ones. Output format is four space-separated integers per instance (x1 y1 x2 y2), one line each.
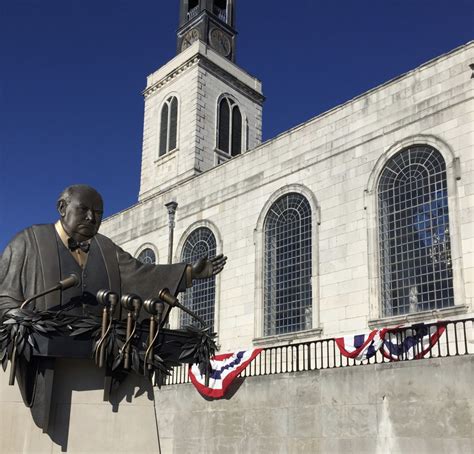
20 273 81 309
58 274 80 290
157 288 178 307
10 274 82 386
143 298 166 373
95 290 119 368
143 298 165 344
121 294 143 318
143 298 166 317
157 288 207 327
121 294 143 370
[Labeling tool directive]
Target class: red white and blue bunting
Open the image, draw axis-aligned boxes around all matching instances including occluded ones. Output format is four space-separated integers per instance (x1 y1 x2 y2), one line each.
381 324 446 360
336 323 446 361
335 329 387 360
189 324 446 398
189 349 262 398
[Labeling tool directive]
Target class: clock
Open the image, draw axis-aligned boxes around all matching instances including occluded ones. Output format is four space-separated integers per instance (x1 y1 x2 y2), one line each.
209 28 231 57
181 28 200 51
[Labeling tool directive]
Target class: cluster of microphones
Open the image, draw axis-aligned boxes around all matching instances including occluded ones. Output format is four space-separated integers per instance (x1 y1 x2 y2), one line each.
9 273 207 383
94 286 195 371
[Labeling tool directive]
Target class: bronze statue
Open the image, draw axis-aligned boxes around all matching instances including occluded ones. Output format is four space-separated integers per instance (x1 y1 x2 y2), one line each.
0 184 226 429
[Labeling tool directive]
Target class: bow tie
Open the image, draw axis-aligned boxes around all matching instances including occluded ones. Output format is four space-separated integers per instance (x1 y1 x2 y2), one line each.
68 238 90 253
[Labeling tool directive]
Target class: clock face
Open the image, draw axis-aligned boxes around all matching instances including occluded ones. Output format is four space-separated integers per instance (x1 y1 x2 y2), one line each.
181 28 200 51
209 28 231 57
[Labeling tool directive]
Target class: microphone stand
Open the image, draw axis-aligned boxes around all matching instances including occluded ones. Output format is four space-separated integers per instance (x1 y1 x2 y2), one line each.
143 299 165 376
95 290 119 368
120 294 142 370
20 274 80 310
9 274 80 386
157 288 207 327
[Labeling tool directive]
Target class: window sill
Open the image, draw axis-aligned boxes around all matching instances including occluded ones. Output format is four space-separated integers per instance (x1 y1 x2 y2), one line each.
154 148 178 165
214 148 231 161
368 305 470 329
253 327 323 347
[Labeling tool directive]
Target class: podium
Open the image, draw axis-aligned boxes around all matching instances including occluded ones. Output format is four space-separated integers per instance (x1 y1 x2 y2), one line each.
15 326 211 432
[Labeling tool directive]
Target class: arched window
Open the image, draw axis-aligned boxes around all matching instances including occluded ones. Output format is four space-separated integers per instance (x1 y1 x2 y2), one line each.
180 227 217 330
217 97 242 157
137 248 156 265
264 193 312 336
378 145 454 317
159 96 178 157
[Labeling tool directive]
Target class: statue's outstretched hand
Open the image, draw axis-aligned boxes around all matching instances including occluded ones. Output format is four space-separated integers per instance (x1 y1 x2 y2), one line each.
191 254 227 280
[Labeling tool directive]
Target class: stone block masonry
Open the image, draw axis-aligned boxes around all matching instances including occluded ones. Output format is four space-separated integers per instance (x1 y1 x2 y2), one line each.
155 356 474 454
102 41 474 351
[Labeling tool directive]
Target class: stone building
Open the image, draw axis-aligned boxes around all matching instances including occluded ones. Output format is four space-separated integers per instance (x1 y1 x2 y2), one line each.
2 1 472 452
102 1 473 352
98 2 474 450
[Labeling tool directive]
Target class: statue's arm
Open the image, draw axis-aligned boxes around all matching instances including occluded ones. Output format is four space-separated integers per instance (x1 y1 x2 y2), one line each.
115 246 188 298
190 254 227 280
114 244 226 299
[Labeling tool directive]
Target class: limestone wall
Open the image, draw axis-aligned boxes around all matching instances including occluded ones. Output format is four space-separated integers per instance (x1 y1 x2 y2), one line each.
139 41 263 200
101 41 474 352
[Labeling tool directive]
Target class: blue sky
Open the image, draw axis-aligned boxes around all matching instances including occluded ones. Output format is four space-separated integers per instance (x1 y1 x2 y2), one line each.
0 0 472 251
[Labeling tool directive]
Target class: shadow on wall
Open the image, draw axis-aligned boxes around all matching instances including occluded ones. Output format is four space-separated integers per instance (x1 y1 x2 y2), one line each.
45 358 154 452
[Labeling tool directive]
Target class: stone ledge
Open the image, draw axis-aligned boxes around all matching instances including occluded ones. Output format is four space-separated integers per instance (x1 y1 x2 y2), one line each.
253 328 323 347
368 304 470 328
153 148 177 166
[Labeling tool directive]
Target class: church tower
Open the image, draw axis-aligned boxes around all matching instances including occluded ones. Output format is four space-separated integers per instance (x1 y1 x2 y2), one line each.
138 0 264 201
178 0 237 62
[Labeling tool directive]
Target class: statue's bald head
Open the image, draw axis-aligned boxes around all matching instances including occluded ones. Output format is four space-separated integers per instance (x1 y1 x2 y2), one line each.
57 185 103 208
57 185 104 241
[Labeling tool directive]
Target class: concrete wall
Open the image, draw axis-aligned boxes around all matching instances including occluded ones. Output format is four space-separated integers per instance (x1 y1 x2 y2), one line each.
1 355 471 453
156 355 474 454
0 359 161 453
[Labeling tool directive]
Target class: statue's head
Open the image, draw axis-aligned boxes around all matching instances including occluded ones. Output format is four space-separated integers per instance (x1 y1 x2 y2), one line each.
57 185 104 242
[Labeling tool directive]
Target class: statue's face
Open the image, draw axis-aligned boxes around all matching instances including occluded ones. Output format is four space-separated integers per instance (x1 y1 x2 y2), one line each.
58 188 104 242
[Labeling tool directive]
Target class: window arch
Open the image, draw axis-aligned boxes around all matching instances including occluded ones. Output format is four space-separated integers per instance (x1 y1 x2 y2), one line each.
180 227 217 330
378 145 454 317
137 248 156 265
159 96 178 157
217 96 242 157
264 193 312 336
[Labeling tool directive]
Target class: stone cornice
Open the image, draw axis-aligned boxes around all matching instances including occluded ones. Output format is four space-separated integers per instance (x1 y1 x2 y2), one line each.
198 57 265 104
143 56 200 99
143 51 265 104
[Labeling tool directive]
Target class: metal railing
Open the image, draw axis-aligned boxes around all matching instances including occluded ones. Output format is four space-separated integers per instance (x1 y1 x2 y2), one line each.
187 5 200 20
186 5 226 22
164 318 473 385
213 7 227 22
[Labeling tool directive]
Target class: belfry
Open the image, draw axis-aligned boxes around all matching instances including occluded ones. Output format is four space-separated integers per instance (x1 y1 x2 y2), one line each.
177 0 237 61
138 0 263 201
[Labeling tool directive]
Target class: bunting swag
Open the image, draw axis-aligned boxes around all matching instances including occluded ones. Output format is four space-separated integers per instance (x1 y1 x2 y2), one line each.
189 349 262 398
335 324 446 361
382 324 446 361
335 329 386 360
